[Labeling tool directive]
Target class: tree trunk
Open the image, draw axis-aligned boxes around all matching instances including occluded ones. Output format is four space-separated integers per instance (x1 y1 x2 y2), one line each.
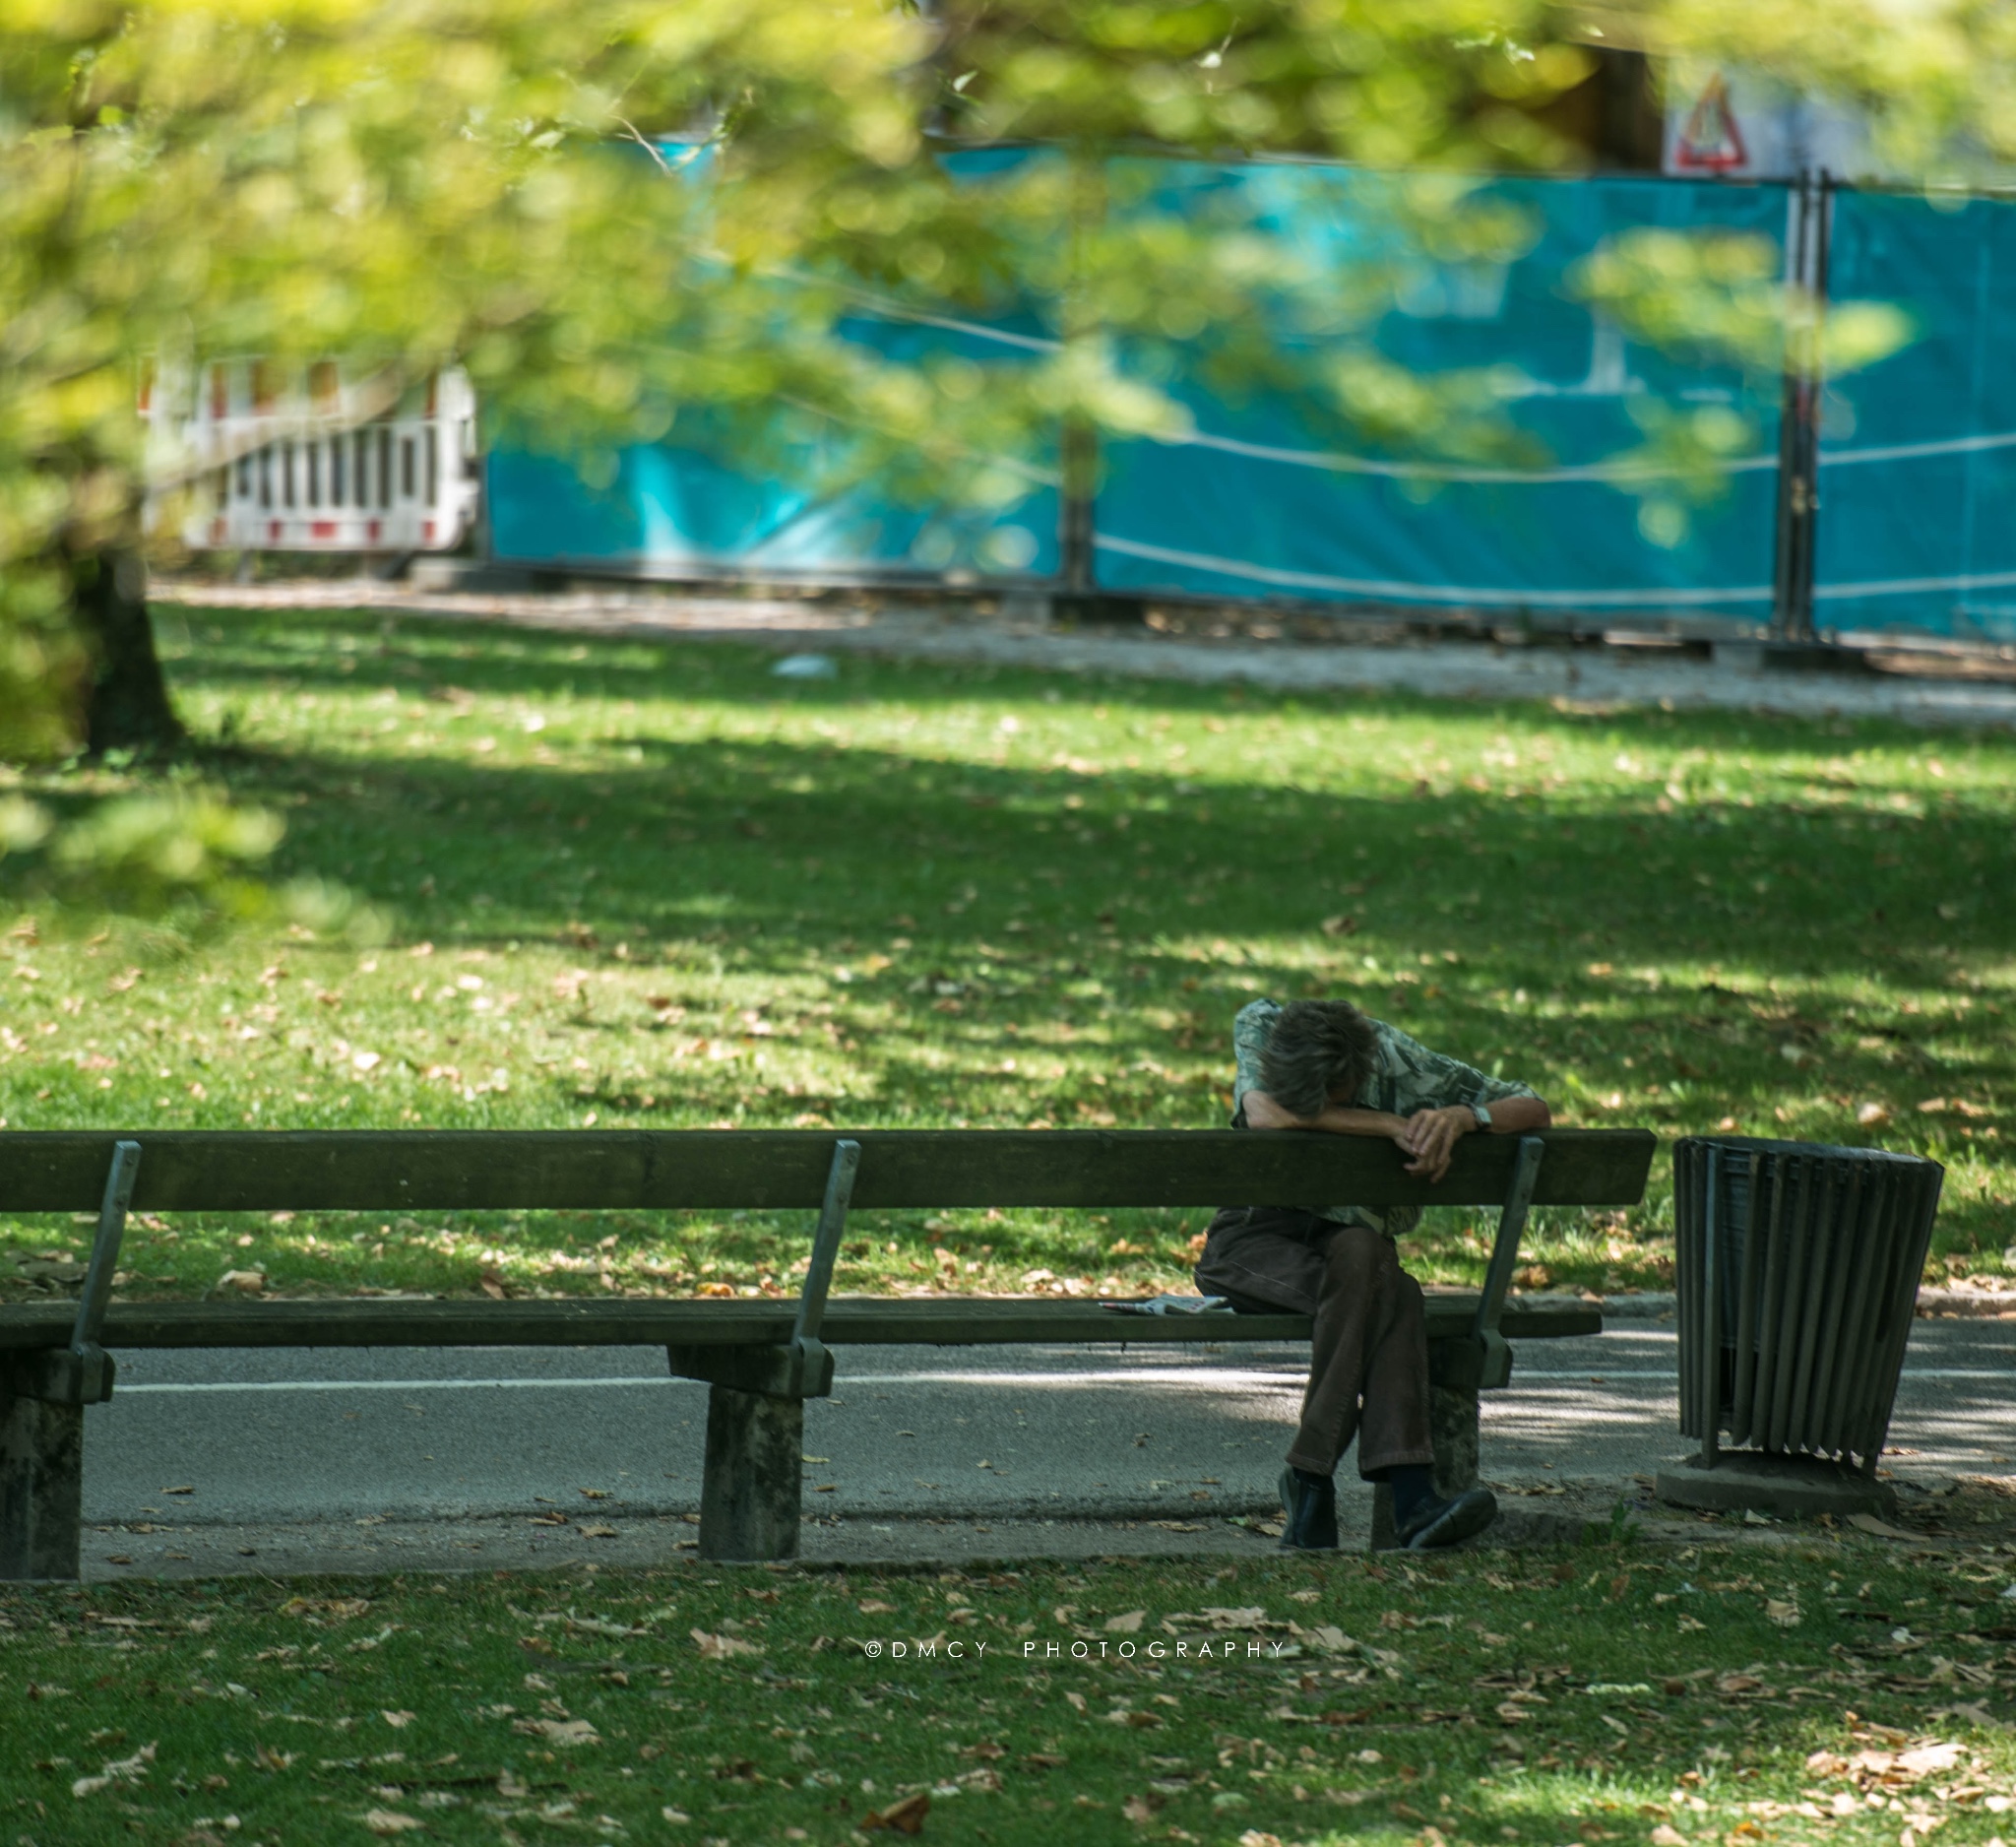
71 548 185 757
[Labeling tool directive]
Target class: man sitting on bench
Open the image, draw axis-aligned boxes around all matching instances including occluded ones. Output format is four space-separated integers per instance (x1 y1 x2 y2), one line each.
1195 997 1552 1552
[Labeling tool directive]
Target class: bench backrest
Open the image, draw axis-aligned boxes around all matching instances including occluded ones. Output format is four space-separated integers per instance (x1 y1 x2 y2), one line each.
0 1128 1655 1213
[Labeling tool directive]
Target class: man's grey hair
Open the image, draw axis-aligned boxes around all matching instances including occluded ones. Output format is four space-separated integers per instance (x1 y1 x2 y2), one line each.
1259 999 1378 1119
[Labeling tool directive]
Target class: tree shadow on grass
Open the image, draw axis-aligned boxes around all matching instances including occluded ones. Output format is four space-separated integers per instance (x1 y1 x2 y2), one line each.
145 604 2016 1261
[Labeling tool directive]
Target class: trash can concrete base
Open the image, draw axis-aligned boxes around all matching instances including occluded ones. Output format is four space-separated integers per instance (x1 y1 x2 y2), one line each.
1656 1453 1897 1520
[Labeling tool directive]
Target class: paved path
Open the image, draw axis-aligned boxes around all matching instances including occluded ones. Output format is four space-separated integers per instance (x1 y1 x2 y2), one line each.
76 1317 2014 1576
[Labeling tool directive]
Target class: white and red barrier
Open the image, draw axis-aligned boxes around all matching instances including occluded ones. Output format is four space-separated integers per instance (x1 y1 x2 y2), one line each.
149 360 479 554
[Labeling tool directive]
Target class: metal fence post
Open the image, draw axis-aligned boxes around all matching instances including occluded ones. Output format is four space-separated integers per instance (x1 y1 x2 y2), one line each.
1772 169 1832 643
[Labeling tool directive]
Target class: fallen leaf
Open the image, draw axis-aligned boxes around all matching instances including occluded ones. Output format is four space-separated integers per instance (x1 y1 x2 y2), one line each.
863 1792 930 1834
381 1710 415 1729
1104 1611 1145 1633
218 1269 266 1294
1298 1624 1354 1654
70 1741 155 1798
1766 1600 1801 1627
858 1600 896 1615
1123 1792 1165 1823
511 1718 599 1747
1897 1743 1966 1778
1651 1829 1688 1847
577 1523 617 1539
362 1811 424 1836
691 1628 762 1660
578 1488 611 1500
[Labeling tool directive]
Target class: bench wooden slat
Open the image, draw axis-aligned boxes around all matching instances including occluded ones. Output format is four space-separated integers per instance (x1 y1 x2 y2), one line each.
0 1128 1654 1213
0 1293 1601 1350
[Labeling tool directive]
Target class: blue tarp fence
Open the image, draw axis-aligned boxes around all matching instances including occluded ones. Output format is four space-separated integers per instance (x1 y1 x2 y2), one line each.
486 161 2016 644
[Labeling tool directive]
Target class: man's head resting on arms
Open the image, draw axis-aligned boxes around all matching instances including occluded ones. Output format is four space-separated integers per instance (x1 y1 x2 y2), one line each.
1258 998 1378 1120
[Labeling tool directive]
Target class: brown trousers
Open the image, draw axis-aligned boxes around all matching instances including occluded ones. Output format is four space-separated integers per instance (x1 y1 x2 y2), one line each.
1194 1205 1435 1479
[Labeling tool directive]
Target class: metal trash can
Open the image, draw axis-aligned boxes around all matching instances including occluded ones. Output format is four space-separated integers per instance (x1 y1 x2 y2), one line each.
1657 1135 1944 1518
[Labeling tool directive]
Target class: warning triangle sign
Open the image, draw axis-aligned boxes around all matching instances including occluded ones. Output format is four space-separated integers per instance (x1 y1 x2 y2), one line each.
1674 73 1748 171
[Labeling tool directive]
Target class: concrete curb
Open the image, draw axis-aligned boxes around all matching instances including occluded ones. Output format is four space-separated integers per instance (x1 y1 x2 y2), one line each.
1531 1287 2016 1320
1512 1292 1675 1319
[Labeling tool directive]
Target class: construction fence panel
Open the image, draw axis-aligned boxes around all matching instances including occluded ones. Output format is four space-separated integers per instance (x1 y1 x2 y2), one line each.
485 299 1061 584
1092 169 1786 623
484 159 2016 646
1814 191 2016 642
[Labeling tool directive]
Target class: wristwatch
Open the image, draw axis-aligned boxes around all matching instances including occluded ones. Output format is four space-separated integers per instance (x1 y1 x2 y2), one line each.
1469 1101 1493 1130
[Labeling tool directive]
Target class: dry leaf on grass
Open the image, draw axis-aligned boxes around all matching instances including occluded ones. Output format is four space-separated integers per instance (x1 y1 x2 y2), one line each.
1123 1792 1166 1822
691 1628 762 1660
1806 1740 1965 1788
1292 1624 1355 1654
381 1710 414 1729
1104 1610 1145 1632
362 1811 425 1835
858 1599 896 1615
511 1717 598 1747
1651 1828 1687 1846
577 1523 617 1539
863 1792 930 1834
71 1741 155 1798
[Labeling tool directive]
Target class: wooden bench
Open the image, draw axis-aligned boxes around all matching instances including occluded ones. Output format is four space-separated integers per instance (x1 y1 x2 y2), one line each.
0 1126 1655 1576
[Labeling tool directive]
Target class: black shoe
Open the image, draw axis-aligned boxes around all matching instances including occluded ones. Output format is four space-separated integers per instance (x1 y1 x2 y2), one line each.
1397 1486 1497 1551
1278 1467 1340 1552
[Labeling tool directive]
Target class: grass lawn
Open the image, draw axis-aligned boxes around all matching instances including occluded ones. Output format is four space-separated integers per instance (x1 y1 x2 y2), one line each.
0 602 2011 1304
5 1544 2014 1846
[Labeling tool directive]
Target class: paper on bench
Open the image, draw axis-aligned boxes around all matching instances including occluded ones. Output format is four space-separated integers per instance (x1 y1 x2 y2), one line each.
1100 1294 1233 1317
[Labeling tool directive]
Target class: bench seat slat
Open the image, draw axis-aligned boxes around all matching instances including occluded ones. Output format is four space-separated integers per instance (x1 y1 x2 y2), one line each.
0 1293 1601 1350
0 1128 1654 1213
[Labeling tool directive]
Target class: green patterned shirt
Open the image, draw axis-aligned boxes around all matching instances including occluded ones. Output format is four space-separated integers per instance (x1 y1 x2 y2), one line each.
1230 997 1541 1237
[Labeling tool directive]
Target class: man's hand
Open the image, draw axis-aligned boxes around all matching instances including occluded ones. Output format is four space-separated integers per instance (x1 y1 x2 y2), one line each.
1395 1106 1476 1181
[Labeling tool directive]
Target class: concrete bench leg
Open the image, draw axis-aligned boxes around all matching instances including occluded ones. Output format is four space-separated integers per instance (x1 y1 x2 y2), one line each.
698 1385 803 1563
1369 1382 1481 1553
0 1377 84 1581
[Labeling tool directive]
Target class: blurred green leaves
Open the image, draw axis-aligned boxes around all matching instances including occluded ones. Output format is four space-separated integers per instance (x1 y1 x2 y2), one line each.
2 0 2008 922
1 784 381 940
1569 228 1914 543
1570 229 1913 381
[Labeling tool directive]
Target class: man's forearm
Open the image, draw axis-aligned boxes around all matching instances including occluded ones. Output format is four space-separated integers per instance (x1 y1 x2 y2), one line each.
1481 1096 1551 1133
1301 1105 1408 1137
